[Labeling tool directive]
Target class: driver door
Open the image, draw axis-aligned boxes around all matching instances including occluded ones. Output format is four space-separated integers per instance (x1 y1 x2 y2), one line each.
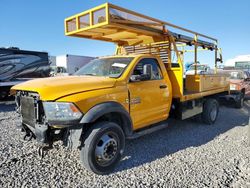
127 58 170 130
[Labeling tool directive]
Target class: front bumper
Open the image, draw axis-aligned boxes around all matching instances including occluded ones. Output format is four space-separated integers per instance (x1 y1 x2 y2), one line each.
17 91 83 149
21 121 83 150
219 92 242 102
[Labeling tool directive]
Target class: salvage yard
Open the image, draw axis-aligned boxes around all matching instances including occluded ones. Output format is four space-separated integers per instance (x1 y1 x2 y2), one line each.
0 98 249 187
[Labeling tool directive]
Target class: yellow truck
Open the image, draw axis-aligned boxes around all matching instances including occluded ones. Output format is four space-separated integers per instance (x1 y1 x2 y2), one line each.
11 3 229 174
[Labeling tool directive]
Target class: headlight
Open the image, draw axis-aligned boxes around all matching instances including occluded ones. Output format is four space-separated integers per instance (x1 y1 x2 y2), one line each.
230 84 236 90
43 102 82 122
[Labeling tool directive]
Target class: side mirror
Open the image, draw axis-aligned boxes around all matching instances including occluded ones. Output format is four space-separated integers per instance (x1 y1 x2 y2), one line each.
143 64 153 79
140 74 151 81
130 64 153 82
130 75 141 82
130 74 151 82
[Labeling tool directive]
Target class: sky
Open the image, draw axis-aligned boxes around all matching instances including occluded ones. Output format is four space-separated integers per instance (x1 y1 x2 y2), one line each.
1 0 250 66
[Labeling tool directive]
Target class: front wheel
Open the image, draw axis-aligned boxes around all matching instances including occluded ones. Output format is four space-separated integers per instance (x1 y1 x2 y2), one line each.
80 121 125 175
202 98 219 125
235 93 244 108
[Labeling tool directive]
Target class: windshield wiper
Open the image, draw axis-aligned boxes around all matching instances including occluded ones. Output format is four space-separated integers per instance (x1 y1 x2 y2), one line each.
82 73 96 76
109 75 118 78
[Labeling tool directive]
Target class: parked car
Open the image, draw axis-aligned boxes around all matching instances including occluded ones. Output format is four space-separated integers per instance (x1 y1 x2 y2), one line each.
185 64 213 75
220 69 250 108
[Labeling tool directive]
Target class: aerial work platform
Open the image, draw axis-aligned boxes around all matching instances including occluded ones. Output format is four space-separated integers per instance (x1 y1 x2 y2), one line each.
65 3 229 101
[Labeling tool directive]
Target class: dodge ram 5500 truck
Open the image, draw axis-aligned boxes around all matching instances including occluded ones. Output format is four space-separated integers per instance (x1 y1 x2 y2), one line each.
11 3 229 174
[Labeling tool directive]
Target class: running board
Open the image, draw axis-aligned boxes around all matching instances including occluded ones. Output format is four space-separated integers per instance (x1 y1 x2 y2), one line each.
127 121 168 139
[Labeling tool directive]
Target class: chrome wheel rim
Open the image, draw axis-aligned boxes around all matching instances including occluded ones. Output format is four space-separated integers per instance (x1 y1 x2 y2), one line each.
95 132 118 166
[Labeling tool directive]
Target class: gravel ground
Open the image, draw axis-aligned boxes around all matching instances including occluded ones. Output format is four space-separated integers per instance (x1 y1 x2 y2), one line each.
0 98 249 187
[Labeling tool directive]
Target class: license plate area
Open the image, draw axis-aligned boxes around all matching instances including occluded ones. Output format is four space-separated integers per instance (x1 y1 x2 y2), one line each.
230 84 236 90
20 96 36 127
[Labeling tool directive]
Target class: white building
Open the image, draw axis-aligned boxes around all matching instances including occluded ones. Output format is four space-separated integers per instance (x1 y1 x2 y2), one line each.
56 54 94 74
49 56 56 66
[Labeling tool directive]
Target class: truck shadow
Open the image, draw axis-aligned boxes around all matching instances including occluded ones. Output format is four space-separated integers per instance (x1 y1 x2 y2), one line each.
115 104 249 173
0 97 16 113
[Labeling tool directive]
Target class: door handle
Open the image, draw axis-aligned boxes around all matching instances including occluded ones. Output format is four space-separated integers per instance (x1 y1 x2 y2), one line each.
159 84 167 89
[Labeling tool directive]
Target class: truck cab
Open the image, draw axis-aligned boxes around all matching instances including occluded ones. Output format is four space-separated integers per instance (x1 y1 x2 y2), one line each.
12 54 173 174
13 54 172 132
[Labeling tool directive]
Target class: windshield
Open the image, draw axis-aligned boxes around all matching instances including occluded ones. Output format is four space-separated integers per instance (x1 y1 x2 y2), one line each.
189 65 207 71
74 57 133 78
229 71 243 79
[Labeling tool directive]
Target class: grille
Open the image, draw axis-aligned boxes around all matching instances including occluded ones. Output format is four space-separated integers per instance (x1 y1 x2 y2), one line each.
20 96 36 127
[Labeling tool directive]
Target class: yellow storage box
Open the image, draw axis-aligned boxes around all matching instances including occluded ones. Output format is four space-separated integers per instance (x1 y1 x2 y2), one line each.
185 74 229 93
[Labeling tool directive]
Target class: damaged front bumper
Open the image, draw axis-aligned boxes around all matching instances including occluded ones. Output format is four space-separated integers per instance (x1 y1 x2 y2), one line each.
21 121 84 150
16 91 84 150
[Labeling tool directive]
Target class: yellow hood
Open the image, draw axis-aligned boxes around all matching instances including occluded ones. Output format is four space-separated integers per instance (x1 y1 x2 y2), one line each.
11 76 116 100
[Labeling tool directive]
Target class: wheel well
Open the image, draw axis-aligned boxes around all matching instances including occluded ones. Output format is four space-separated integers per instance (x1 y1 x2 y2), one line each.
204 91 228 101
94 112 132 137
241 88 245 95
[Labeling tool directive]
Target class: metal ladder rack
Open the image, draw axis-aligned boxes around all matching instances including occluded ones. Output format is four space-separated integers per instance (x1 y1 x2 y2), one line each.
65 3 217 49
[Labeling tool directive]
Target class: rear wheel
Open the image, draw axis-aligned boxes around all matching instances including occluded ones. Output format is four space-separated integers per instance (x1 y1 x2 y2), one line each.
202 98 219 125
80 121 125 175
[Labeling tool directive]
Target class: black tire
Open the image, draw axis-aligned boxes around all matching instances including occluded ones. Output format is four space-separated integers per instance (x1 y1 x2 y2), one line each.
202 98 219 125
235 93 244 109
80 121 125 175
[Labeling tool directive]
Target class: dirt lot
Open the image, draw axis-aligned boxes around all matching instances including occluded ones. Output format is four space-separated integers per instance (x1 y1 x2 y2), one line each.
0 98 249 187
